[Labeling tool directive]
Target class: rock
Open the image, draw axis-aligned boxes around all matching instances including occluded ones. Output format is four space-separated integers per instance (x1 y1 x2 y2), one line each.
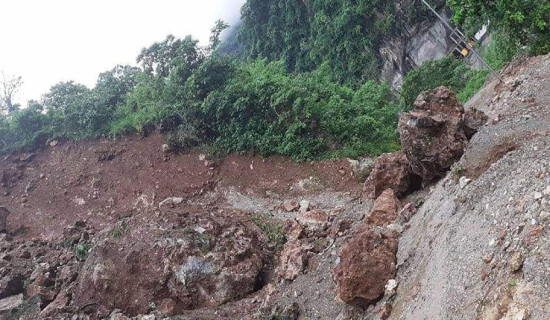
0 273 24 299
277 240 308 281
162 144 171 153
298 200 310 213
73 197 86 206
482 254 493 264
459 176 472 189
0 293 23 315
384 279 398 296
27 284 57 302
366 189 401 226
462 108 488 139
0 207 10 232
399 87 485 185
39 291 70 317
533 191 543 200
270 302 300 320
509 252 524 272
296 209 329 231
539 211 550 220
73 215 267 314
364 152 414 199
333 228 398 306
348 158 376 182
397 202 417 224
158 298 178 315
283 200 300 212
287 222 304 241
158 197 185 208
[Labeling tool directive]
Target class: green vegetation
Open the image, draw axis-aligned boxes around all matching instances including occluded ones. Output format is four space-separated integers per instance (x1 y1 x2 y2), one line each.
448 0 550 54
251 213 287 248
400 31 523 109
111 220 128 238
239 0 445 86
75 241 91 260
1 1 547 159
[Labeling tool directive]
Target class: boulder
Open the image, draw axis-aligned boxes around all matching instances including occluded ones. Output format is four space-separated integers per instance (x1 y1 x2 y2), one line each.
333 228 398 307
277 240 308 281
348 158 376 182
366 189 401 227
282 200 300 212
0 294 23 316
398 87 486 184
73 215 268 315
364 152 414 199
296 209 329 231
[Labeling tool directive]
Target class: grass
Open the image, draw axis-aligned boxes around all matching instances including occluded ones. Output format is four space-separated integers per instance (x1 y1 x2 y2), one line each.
251 213 287 248
458 70 490 103
111 220 128 238
75 241 91 260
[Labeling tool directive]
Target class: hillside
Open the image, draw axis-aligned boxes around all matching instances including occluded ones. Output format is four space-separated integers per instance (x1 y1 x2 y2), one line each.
0 53 549 319
1 0 550 319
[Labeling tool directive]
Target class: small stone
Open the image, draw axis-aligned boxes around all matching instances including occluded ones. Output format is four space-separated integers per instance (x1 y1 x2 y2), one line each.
533 192 543 200
545 186 550 195
162 144 171 153
73 197 86 206
482 254 493 264
384 279 398 296
509 252 524 272
198 154 206 161
299 200 310 213
283 200 300 212
489 239 496 247
459 176 472 189
39 174 45 179
539 211 550 220
158 298 177 315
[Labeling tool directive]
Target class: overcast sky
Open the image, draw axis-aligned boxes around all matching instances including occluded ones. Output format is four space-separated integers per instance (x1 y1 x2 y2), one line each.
0 0 245 104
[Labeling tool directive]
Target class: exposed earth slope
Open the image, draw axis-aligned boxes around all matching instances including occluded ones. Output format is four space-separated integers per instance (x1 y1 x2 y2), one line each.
1 53 550 320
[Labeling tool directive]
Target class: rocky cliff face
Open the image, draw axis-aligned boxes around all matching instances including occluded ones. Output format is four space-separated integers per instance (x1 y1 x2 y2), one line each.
380 4 457 90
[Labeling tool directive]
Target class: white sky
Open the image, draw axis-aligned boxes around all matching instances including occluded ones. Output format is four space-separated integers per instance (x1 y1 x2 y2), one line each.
0 0 245 104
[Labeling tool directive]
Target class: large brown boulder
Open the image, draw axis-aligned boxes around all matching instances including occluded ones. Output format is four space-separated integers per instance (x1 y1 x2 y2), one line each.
364 152 413 199
333 228 398 306
398 87 486 184
366 189 401 227
72 215 268 316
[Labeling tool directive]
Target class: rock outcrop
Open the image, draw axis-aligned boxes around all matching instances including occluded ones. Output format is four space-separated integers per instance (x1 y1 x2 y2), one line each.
399 86 486 184
364 152 414 199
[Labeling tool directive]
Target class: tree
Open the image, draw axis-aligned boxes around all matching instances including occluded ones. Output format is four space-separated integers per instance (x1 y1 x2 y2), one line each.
0 72 23 114
448 0 550 54
137 35 203 77
95 65 141 108
209 20 230 52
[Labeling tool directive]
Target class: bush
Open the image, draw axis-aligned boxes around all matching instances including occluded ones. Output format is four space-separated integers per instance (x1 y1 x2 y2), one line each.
400 57 469 108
